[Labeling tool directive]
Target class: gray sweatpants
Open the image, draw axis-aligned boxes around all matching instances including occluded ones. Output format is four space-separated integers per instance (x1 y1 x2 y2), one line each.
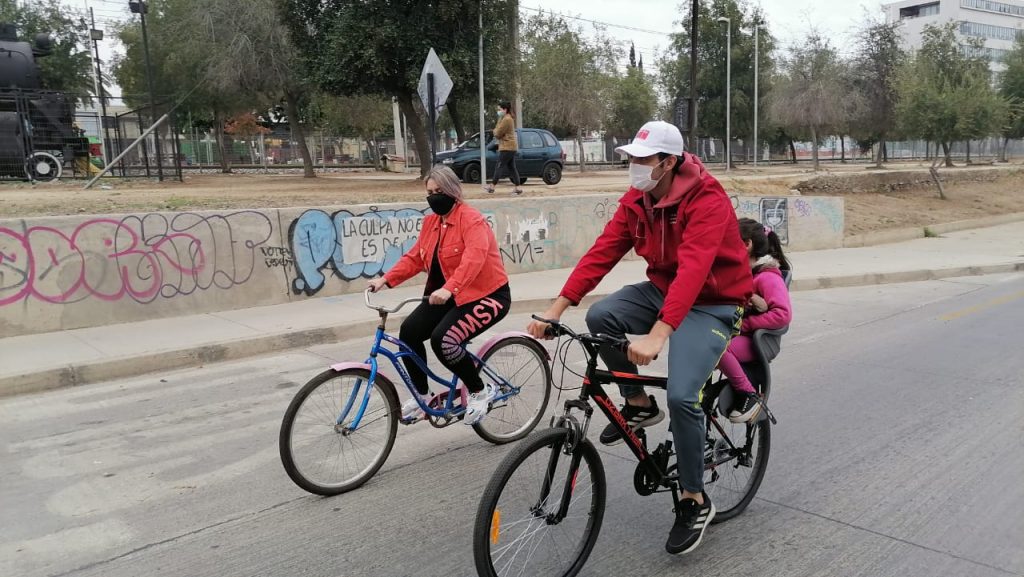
585 282 742 494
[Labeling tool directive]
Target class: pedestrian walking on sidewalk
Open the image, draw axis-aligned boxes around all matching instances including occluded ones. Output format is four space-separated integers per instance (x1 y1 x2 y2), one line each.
485 100 522 195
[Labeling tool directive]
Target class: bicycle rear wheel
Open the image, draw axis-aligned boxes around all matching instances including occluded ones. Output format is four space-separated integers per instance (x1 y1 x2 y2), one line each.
703 414 770 522
474 427 606 577
279 368 399 495
474 336 552 444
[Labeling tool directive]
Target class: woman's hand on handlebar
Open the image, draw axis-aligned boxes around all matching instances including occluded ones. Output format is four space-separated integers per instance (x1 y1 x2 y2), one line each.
367 278 388 293
527 315 557 340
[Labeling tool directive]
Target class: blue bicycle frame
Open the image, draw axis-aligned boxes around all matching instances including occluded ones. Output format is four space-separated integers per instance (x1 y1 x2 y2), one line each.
339 326 520 430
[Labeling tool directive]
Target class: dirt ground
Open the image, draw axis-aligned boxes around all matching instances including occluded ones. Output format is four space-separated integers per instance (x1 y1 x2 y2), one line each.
2 161 1022 237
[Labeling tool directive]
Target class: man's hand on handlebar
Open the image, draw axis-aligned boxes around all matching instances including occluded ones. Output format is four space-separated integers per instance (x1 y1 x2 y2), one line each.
527 316 556 340
367 278 388 293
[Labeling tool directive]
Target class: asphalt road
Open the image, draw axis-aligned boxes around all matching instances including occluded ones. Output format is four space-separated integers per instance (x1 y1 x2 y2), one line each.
2 273 1023 577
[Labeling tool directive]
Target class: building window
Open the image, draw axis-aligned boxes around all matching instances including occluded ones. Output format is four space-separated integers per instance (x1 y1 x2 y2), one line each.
901 2 941 18
961 0 1024 18
960 20 1024 41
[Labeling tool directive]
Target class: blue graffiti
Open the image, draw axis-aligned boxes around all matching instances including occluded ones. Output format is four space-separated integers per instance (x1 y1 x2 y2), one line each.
289 207 427 295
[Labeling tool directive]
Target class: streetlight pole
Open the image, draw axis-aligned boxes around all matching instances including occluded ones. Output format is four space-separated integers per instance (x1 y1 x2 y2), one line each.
718 16 731 172
479 0 487 187
753 22 759 168
129 0 163 181
687 0 699 153
88 7 109 169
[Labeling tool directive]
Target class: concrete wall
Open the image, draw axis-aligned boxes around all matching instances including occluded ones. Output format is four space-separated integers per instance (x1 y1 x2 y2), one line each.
0 194 843 337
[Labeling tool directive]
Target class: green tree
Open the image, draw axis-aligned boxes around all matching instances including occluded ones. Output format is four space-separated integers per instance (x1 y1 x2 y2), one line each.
520 11 617 172
606 59 658 139
0 0 95 100
849 20 906 167
769 32 852 172
998 36 1024 161
111 0 256 174
284 0 516 178
659 0 776 160
896 23 1006 167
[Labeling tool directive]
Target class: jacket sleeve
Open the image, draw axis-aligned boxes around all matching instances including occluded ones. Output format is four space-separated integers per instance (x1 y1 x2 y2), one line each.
383 220 428 287
442 216 492 296
741 273 792 332
493 116 510 140
658 191 732 329
559 201 635 305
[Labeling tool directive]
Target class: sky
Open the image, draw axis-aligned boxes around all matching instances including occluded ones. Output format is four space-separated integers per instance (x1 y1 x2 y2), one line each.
57 0 888 100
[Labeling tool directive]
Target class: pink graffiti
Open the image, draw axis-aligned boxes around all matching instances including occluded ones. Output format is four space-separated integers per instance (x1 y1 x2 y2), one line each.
0 219 205 307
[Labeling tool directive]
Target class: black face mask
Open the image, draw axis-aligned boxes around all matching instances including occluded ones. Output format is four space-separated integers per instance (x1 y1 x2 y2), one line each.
427 194 457 215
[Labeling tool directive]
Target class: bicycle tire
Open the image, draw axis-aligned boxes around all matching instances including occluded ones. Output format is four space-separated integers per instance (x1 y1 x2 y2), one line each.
473 336 553 444
279 368 399 496
706 418 771 523
474 427 606 577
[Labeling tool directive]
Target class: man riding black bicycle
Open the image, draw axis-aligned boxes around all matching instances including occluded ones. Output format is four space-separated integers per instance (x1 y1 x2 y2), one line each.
527 121 753 554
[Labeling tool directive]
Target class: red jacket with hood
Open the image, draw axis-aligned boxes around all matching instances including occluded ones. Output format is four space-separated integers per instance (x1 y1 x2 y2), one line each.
560 153 752 329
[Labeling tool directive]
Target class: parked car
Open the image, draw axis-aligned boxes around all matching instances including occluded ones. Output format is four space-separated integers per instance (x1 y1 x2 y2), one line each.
436 128 565 185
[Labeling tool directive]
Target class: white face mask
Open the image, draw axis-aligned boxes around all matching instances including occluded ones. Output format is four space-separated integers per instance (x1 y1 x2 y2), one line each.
629 159 668 192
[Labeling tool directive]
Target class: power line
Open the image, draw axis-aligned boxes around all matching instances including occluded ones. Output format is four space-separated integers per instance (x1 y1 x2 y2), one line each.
521 5 674 37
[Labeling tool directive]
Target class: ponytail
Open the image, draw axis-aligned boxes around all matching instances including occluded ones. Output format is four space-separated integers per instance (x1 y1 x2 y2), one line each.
765 230 790 271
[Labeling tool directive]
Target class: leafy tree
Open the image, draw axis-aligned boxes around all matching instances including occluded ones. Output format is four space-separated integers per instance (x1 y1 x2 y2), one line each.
998 36 1024 161
520 10 617 172
284 0 517 178
769 32 852 172
896 23 1007 167
606 56 658 139
849 20 906 167
659 0 776 159
0 0 95 100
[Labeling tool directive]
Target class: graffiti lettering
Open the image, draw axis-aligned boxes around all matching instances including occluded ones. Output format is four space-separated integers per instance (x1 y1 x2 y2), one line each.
0 211 273 307
499 242 545 266
289 207 428 295
261 246 294 268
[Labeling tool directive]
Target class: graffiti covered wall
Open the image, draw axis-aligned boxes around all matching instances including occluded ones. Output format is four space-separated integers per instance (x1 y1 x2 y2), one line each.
0 194 842 337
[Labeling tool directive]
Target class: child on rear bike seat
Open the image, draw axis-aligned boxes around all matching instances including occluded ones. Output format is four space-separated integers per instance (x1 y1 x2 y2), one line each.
717 218 793 423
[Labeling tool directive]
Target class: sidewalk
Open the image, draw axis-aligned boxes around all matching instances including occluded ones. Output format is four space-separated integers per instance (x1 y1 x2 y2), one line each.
2 221 1023 397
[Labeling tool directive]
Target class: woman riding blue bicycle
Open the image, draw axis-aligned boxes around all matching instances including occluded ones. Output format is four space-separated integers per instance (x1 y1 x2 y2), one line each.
368 165 511 425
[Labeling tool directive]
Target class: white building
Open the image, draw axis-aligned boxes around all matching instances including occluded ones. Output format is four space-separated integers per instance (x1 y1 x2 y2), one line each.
883 0 1024 71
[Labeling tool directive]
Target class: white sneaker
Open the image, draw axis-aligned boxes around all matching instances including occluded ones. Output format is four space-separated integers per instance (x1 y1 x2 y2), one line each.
401 395 425 422
464 384 497 425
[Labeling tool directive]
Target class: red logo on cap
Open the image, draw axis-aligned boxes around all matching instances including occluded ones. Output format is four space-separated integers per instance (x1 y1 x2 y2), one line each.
637 129 650 140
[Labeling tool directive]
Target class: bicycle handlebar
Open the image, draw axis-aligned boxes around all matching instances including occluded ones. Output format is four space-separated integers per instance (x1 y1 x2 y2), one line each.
531 315 634 354
364 288 427 313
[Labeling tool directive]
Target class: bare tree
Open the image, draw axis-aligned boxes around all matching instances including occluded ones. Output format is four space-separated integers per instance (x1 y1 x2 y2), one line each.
770 33 851 172
174 0 317 177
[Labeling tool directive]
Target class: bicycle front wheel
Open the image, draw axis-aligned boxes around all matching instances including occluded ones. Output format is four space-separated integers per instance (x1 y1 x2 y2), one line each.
279 368 399 495
703 415 771 522
474 428 606 577
473 336 552 444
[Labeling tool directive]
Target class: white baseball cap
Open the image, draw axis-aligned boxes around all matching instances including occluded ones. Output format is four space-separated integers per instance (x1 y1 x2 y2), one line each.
614 121 685 158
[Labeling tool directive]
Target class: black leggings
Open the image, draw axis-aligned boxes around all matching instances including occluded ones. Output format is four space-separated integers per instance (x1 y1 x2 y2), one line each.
491 150 521 186
398 284 511 394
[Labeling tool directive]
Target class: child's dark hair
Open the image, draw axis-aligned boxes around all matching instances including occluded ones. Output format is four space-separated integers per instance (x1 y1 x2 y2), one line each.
738 218 790 271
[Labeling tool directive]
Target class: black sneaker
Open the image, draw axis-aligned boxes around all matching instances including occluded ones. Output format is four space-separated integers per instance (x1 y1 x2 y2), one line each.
598 395 665 446
728 392 762 423
666 492 716 555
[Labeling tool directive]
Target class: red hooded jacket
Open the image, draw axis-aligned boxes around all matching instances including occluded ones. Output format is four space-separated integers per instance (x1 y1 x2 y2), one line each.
560 153 753 329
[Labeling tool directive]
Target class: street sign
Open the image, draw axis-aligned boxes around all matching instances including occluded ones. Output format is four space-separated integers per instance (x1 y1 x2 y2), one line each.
418 48 453 113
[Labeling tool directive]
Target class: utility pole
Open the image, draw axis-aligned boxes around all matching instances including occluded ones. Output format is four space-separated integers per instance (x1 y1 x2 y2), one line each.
512 0 523 129
753 22 759 168
129 0 164 181
88 6 110 169
479 0 487 186
718 16 731 172
688 0 699 153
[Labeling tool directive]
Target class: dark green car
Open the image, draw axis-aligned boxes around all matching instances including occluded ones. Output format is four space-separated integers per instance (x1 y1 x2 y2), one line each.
436 128 565 185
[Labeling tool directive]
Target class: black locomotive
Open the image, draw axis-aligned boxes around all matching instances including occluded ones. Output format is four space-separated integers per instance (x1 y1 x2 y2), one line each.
0 23 90 182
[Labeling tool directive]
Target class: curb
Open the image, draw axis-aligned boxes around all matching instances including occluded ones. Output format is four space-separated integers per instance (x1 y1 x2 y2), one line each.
4 264 1024 398
0 295 602 399
843 212 1024 248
